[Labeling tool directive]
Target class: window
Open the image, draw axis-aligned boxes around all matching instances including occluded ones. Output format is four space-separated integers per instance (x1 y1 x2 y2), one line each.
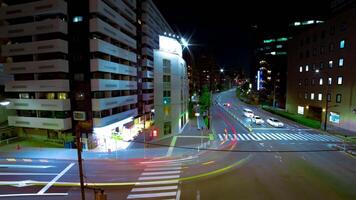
312 48 317 56
329 43 334 52
304 92 308 99
163 90 171 97
318 93 323 101
305 79 308 86
298 106 304 115
164 122 172 135
311 93 315 100
320 46 325 55
164 106 171 116
58 93 67 100
340 40 345 49
319 78 323 85
336 94 342 103
328 77 332 85
299 66 303 72
320 62 324 69
311 79 315 85
73 16 83 23
19 93 29 99
46 93 55 99
298 80 302 86
339 58 344 67
337 76 343 85
327 93 331 102
163 59 171 73
306 50 310 58
329 60 333 68
305 65 309 71
163 75 171 82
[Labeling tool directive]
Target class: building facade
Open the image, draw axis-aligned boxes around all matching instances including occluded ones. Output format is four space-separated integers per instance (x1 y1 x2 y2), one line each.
153 35 189 138
286 5 356 133
0 0 178 149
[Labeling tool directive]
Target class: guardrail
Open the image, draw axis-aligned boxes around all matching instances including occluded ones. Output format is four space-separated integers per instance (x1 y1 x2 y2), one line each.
0 137 20 145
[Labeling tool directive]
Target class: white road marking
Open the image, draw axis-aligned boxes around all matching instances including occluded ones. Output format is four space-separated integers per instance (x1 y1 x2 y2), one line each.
0 164 54 169
37 163 75 195
23 159 32 162
0 193 68 197
256 133 267 140
39 159 48 163
141 171 181 176
131 185 178 192
252 134 262 141
127 192 177 199
144 167 181 171
138 175 180 181
243 134 253 141
135 180 179 186
218 134 224 141
271 133 283 140
0 173 57 176
6 158 16 162
176 188 181 200
237 134 245 141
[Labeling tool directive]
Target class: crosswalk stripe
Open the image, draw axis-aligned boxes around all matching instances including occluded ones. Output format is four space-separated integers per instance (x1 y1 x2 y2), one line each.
286 134 301 141
127 192 177 199
302 134 316 141
144 167 181 171
315 134 329 142
229 134 235 140
131 185 178 192
265 133 278 140
136 180 179 186
291 134 307 141
141 171 181 176
279 133 294 140
138 175 180 181
261 133 273 140
326 135 341 142
250 134 260 141
309 134 325 141
218 134 224 141
255 133 267 140
243 134 253 141
271 133 284 140
304 134 318 141
237 134 245 141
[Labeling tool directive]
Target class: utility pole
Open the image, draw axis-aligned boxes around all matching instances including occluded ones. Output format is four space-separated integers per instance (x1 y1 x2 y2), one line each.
75 125 86 200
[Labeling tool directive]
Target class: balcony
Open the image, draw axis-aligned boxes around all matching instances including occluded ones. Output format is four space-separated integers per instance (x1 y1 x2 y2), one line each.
123 0 136 9
8 116 72 130
90 59 136 76
142 70 154 79
90 39 136 63
92 95 137 111
142 47 153 58
91 79 137 91
1 39 68 57
142 93 154 101
7 99 71 111
4 59 69 74
93 108 138 127
0 18 67 38
104 0 136 22
89 0 136 35
5 79 70 92
0 0 67 20
142 58 153 68
144 104 154 113
142 82 153 89
89 18 136 49
142 24 154 37
142 36 155 48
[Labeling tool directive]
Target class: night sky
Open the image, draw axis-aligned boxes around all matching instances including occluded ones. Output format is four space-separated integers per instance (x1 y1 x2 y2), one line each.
154 0 331 71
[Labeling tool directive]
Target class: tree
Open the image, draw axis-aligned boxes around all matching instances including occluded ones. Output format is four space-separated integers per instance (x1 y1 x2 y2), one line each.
199 85 211 113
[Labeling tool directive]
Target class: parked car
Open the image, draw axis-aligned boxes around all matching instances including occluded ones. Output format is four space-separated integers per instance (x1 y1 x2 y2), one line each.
266 118 284 127
243 108 254 118
223 103 231 107
252 115 264 124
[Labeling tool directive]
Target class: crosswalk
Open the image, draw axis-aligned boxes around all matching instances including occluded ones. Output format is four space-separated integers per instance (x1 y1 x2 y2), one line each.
127 161 181 199
217 133 341 143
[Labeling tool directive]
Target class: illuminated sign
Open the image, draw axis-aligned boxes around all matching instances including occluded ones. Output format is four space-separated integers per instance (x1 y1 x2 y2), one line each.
257 70 261 91
329 112 340 124
73 111 86 121
159 36 182 57
297 106 304 115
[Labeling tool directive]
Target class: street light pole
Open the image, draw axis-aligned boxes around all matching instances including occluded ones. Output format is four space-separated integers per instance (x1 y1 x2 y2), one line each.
75 125 86 200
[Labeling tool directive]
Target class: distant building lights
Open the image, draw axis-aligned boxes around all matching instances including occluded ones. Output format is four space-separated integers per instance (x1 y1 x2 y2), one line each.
73 16 83 23
294 22 301 26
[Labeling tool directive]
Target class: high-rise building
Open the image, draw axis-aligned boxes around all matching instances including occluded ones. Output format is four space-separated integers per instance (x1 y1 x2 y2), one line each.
0 0 180 150
286 4 356 133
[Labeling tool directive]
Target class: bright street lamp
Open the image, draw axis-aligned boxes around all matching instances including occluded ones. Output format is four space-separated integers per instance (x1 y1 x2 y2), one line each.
180 37 189 48
0 100 10 106
220 68 224 73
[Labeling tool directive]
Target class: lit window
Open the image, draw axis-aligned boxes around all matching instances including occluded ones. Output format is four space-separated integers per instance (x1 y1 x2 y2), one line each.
340 40 345 48
337 76 343 85
318 93 323 101
319 78 323 85
311 93 315 100
299 66 303 72
328 77 332 85
339 58 344 67
276 45 283 48
73 16 83 23
304 93 308 99
305 65 309 71
329 60 333 68
336 94 342 103
46 93 55 99
297 106 304 115
58 93 67 100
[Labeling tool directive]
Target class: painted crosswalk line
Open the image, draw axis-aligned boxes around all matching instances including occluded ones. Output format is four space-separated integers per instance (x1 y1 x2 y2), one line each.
216 133 341 143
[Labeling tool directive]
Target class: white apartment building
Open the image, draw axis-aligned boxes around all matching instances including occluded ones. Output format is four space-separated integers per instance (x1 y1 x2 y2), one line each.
153 35 189 138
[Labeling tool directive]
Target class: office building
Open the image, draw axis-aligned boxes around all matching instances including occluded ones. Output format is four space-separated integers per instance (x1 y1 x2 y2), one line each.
286 4 356 133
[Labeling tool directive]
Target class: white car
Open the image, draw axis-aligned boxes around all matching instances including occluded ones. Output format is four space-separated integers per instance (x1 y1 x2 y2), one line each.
267 118 284 127
252 116 264 125
243 108 254 118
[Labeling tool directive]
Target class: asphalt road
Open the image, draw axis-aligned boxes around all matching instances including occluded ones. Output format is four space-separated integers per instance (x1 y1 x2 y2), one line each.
1 89 356 200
